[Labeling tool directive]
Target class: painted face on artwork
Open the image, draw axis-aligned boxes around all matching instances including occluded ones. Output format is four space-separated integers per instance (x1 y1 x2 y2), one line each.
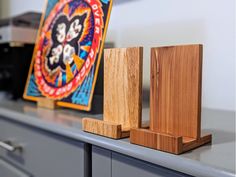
56 23 66 43
46 13 87 73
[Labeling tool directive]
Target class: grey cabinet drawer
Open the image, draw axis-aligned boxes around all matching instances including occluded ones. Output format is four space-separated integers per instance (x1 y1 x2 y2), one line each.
0 158 31 177
92 146 191 177
92 146 111 177
112 153 191 177
0 117 90 177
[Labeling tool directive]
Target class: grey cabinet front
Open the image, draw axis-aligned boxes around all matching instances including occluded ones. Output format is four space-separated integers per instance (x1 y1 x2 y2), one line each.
92 146 111 177
112 153 191 177
0 117 90 177
0 158 31 177
92 146 191 177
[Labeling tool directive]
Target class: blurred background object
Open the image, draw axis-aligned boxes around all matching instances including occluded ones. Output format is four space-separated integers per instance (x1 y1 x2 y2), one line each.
0 12 41 99
0 0 235 112
0 12 41 43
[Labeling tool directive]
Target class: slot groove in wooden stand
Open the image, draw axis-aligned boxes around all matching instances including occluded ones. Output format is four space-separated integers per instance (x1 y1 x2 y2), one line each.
130 44 212 154
82 47 143 139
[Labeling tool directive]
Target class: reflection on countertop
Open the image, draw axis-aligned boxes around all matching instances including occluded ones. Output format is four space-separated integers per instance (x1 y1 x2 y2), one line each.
0 99 102 128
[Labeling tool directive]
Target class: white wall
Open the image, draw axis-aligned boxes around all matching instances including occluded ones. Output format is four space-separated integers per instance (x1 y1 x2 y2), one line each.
0 0 235 111
108 0 236 111
0 0 44 18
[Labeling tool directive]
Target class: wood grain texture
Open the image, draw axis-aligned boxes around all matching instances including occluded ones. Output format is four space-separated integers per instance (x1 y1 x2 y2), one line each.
82 47 143 139
150 45 203 139
182 134 212 152
37 98 57 110
130 128 211 154
130 44 212 154
130 128 183 154
130 128 157 150
103 47 143 130
82 118 130 139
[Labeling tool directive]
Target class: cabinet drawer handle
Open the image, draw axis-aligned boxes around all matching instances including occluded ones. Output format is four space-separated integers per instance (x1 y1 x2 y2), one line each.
0 141 23 152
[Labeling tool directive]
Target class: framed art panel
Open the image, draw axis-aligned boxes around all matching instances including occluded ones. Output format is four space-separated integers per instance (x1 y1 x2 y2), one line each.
23 0 113 111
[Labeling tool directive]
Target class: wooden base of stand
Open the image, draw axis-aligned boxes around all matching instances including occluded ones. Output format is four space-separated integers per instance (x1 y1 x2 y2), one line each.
82 47 143 140
130 128 212 154
37 98 57 110
82 118 130 139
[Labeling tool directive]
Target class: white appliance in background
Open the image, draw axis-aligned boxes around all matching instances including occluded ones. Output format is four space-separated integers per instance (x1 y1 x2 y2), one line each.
0 26 38 44
0 12 41 99
0 12 41 44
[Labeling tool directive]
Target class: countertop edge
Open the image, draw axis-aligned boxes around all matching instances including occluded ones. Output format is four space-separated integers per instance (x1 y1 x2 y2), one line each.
0 107 234 177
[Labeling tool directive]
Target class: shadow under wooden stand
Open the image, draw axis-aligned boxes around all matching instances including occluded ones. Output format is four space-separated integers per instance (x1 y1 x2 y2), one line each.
130 44 212 154
82 47 143 139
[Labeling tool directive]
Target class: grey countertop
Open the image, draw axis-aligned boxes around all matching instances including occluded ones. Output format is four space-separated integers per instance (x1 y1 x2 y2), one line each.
0 99 235 177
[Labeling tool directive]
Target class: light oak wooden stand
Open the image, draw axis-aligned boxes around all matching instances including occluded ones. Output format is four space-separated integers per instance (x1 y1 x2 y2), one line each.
37 98 58 110
130 45 212 154
82 47 143 139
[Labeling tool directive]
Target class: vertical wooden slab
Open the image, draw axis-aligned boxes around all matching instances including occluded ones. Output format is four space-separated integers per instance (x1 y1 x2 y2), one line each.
150 45 203 139
103 47 143 130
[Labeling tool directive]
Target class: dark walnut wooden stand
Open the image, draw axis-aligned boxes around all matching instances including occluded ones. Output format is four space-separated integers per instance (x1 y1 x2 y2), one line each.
82 47 143 139
130 44 212 154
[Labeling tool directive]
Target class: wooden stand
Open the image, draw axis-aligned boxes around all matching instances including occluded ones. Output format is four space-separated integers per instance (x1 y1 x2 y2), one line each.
130 45 212 154
82 47 143 139
37 97 57 110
